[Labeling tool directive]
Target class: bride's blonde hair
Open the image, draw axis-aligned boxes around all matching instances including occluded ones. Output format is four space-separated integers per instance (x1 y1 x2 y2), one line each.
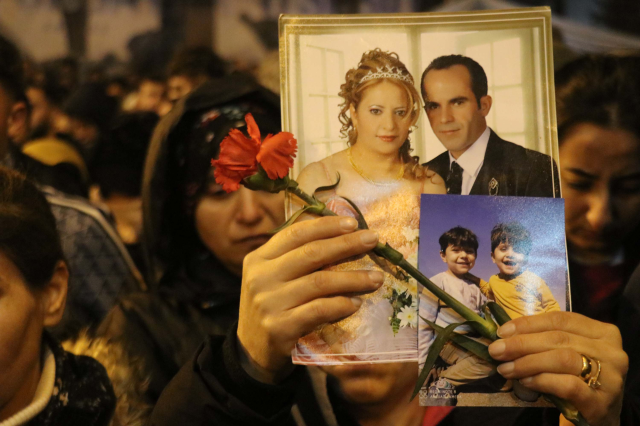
338 49 425 176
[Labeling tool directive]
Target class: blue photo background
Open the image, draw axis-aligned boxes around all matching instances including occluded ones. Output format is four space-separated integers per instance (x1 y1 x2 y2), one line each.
418 195 568 310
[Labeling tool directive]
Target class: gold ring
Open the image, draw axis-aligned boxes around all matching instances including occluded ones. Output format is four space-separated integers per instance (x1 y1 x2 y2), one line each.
580 355 602 389
587 359 602 389
579 354 592 378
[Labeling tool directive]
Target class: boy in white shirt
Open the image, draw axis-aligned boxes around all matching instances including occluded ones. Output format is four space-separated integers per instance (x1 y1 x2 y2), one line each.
418 226 496 405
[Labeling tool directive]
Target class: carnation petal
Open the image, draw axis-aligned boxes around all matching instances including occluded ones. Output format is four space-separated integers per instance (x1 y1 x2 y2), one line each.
257 132 297 179
211 129 261 192
213 167 242 193
245 113 262 144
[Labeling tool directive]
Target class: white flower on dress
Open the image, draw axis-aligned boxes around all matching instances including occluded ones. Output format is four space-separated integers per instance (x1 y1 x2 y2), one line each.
405 279 418 297
406 251 418 268
397 305 417 329
402 227 420 243
392 281 408 295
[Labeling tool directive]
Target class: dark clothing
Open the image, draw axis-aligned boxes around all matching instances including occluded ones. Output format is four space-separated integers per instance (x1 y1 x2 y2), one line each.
30 334 116 426
150 326 559 426
150 266 640 425
96 285 239 402
424 130 560 198
569 260 629 324
45 188 144 341
3 143 87 197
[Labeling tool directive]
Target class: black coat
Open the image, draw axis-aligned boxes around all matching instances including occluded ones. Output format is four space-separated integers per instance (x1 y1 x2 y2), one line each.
424 130 560 197
29 334 115 426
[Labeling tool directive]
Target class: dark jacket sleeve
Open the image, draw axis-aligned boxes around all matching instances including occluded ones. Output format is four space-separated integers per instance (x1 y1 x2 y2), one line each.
523 149 560 198
618 275 640 426
150 325 303 426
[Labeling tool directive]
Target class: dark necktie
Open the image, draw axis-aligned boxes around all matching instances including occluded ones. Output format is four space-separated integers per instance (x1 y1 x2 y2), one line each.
447 161 463 195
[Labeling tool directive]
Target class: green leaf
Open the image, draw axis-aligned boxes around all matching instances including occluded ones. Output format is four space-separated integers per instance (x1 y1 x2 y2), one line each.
422 317 497 365
412 321 466 400
487 302 512 326
270 205 313 233
312 172 341 194
341 196 369 230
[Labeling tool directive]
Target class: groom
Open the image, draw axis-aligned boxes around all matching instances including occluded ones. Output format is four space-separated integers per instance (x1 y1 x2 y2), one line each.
420 54 559 197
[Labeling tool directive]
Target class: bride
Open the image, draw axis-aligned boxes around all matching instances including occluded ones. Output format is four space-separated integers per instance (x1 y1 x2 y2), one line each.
293 48 445 363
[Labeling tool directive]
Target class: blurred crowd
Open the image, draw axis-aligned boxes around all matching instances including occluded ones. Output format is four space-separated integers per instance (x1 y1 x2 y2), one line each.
0 15 640 426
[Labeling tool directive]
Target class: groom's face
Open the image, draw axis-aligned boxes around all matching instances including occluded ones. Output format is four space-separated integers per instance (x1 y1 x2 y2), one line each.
422 65 490 159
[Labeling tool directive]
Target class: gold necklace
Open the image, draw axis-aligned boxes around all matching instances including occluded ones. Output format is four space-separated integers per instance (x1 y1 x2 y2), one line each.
347 147 405 186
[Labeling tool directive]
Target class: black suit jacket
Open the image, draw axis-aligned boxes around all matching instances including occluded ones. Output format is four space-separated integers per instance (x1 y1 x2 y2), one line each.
424 130 560 197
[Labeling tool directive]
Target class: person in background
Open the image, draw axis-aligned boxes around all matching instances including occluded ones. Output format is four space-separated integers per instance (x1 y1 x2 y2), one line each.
58 82 119 180
97 72 284 404
0 166 115 426
166 46 227 105
554 55 640 424
1 34 145 341
132 74 171 116
556 55 640 321
0 34 85 197
21 71 90 190
91 111 159 274
24 70 68 141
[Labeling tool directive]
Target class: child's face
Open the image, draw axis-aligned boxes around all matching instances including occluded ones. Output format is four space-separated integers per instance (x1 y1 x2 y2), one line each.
491 242 526 277
440 244 476 276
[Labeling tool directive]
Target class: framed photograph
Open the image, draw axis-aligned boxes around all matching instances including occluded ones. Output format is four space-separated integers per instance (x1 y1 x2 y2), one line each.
281 7 561 365
417 194 569 407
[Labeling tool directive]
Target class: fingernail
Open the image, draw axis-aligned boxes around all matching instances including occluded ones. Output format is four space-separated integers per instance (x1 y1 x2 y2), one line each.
360 231 378 245
369 271 384 286
519 377 533 385
340 217 358 231
351 297 362 307
497 362 514 376
488 340 506 357
497 323 516 338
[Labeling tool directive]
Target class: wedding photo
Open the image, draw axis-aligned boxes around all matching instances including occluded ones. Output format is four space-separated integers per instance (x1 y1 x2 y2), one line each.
280 8 560 200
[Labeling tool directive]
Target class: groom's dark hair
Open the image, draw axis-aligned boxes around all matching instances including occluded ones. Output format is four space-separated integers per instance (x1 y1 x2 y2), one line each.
421 55 488 108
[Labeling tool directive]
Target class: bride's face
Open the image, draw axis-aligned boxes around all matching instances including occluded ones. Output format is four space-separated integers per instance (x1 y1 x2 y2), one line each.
350 80 412 156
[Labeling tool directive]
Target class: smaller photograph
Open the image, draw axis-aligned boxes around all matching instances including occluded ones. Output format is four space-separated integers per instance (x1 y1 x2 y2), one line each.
417 194 568 407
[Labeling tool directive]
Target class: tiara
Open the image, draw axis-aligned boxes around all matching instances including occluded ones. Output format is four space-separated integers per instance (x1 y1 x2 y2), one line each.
358 66 414 85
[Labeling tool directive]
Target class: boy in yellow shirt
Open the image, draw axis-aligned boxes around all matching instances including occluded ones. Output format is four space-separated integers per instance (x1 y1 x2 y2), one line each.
478 222 560 319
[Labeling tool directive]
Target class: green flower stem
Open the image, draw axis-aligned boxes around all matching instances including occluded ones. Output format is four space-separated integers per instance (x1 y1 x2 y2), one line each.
289 185 337 217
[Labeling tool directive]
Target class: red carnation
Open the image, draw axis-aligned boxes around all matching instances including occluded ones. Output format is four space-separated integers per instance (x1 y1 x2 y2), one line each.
257 132 297 180
212 113 297 192
211 127 261 193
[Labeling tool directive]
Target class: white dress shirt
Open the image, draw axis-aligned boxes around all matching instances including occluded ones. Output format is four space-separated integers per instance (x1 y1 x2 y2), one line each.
448 127 491 195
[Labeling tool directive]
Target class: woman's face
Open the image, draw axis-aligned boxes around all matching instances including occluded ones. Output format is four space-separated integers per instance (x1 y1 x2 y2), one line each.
0 253 45 421
560 122 640 263
195 178 286 276
351 80 413 156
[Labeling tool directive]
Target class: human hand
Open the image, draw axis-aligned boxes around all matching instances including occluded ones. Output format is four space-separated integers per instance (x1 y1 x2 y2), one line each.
489 311 628 426
237 216 383 384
